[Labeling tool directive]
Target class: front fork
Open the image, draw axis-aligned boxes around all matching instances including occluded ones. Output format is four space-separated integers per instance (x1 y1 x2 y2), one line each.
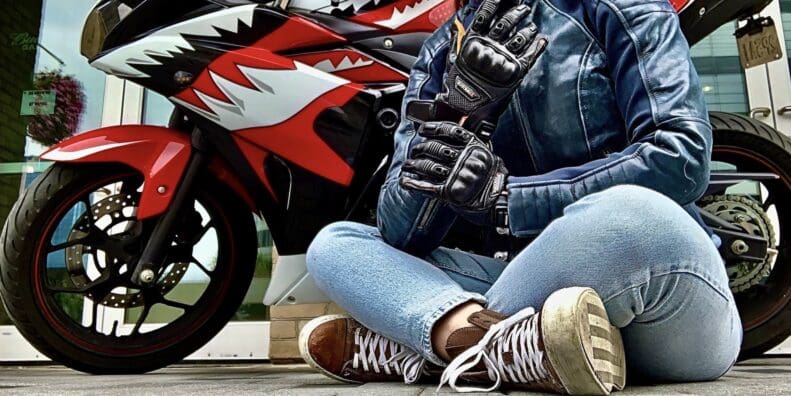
131 129 210 287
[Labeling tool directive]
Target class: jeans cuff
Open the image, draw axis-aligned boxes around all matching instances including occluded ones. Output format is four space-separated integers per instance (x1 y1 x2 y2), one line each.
418 291 487 366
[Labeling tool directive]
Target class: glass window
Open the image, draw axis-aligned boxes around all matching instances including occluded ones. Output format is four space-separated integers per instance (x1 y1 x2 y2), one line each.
143 89 175 126
1 0 111 326
780 1 791 70
691 22 750 115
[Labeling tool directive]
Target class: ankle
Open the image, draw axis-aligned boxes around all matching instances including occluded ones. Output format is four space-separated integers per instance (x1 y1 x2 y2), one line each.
431 302 487 361
433 305 508 362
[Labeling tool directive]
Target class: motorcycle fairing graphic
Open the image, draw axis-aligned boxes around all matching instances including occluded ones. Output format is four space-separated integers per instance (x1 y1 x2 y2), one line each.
290 0 457 31
93 4 376 192
292 49 409 82
53 2 409 254
90 4 260 79
351 0 455 30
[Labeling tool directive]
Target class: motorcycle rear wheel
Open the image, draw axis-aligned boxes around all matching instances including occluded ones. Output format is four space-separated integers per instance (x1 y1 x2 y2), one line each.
708 111 791 360
0 163 257 373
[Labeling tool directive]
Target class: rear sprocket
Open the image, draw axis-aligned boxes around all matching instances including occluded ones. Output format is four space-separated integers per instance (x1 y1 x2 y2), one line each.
700 194 778 293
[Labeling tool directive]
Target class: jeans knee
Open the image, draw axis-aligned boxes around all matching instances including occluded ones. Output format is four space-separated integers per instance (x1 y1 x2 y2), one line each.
580 185 711 251
622 273 741 382
306 221 375 280
565 185 724 280
582 185 679 220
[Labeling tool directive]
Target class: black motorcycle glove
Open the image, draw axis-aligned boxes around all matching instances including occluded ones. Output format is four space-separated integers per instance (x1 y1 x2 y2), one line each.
400 121 508 213
408 0 548 134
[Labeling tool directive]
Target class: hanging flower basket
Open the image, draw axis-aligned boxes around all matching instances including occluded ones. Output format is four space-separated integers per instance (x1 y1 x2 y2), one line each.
26 70 86 147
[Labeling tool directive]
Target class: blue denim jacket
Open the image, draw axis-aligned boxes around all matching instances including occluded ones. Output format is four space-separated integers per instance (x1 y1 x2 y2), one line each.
377 0 713 255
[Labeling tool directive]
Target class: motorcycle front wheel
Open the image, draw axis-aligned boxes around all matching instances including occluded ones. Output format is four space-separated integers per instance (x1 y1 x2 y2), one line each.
0 163 257 373
706 111 791 360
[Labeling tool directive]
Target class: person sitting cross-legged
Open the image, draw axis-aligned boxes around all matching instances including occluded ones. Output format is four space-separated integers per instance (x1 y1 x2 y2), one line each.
298 0 741 393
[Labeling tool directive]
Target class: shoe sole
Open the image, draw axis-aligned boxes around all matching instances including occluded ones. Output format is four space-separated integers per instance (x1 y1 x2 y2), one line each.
541 287 627 395
298 314 362 384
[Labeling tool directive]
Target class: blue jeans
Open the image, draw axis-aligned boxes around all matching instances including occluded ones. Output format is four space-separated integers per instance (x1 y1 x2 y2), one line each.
306 185 742 382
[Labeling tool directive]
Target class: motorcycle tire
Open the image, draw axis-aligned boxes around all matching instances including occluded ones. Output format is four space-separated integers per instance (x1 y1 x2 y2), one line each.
0 163 257 373
709 111 791 360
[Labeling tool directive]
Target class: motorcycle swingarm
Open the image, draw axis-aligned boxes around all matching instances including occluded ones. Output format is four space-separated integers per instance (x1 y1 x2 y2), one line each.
705 171 779 196
713 227 769 264
700 207 769 263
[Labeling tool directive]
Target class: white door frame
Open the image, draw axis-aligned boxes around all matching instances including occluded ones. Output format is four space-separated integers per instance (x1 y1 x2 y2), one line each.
744 0 791 135
763 0 791 134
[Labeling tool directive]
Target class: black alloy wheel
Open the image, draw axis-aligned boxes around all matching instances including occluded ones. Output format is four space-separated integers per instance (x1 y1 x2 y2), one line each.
0 163 257 373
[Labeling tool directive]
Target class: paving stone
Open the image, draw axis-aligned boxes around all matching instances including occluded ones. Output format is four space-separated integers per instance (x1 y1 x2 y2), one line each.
0 358 786 395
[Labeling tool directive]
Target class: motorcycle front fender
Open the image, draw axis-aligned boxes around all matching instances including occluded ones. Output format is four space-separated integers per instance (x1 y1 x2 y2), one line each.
41 125 193 220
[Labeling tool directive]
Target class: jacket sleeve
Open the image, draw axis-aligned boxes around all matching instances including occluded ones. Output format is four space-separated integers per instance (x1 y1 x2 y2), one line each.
376 15 460 255
505 0 712 237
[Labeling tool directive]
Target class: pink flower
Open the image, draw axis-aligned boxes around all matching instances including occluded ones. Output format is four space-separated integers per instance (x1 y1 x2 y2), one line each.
26 70 86 147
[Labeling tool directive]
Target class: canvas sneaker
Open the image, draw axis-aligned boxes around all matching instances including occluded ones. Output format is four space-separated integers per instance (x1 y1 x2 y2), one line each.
439 287 627 394
299 314 432 384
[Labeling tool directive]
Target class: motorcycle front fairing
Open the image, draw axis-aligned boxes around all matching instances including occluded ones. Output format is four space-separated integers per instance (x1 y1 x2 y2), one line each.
40 125 257 219
64 0 420 304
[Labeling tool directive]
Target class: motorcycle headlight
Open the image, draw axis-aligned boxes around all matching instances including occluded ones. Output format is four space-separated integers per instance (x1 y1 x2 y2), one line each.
81 0 134 60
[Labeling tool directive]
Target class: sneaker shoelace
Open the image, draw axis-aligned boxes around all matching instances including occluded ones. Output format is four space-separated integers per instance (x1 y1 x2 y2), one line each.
352 327 428 384
438 307 548 392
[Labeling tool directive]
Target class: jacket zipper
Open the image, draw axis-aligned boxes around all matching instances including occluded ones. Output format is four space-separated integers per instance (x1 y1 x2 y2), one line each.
417 198 439 231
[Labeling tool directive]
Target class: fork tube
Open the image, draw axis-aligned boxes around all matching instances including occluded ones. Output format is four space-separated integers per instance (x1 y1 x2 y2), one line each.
131 129 209 287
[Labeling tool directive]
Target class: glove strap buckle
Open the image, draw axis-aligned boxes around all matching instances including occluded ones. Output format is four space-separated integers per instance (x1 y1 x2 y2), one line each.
475 120 496 141
494 192 509 235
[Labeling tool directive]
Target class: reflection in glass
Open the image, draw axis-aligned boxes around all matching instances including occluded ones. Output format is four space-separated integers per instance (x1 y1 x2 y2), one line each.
691 23 750 114
0 0 110 326
143 90 176 126
26 0 108 157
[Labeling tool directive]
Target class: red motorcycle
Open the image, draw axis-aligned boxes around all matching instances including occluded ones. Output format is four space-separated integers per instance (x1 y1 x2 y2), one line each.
1 0 788 373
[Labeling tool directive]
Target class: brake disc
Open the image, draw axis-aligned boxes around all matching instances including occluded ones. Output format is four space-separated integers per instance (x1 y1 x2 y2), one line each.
700 194 778 293
64 192 189 308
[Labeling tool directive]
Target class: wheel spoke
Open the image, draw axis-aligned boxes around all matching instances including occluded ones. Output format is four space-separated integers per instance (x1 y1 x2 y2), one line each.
81 195 95 226
47 237 90 253
91 249 104 270
180 221 215 246
130 299 152 336
45 272 111 294
191 257 213 276
110 320 120 337
47 284 90 294
86 298 99 331
159 298 192 311
762 191 776 212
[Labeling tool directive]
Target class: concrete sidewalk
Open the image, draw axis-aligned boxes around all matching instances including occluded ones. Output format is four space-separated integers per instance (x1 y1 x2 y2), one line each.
0 357 787 395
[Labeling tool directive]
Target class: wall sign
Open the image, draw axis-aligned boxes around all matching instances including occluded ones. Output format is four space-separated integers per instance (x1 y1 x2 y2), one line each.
20 90 56 116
